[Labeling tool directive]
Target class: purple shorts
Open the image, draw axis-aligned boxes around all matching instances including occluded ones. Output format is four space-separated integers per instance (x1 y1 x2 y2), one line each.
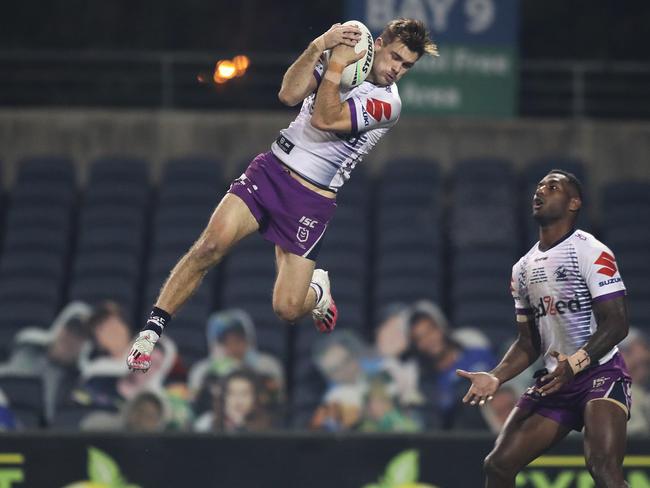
516 353 632 431
228 151 337 260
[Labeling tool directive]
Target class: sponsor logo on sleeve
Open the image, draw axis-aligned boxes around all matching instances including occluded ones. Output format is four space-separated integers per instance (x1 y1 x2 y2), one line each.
365 98 392 121
594 251 617 277
598 277 622 287
360 106 370 127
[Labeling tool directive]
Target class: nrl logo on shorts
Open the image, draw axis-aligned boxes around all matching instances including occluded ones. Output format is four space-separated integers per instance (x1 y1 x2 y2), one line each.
296 226 309 243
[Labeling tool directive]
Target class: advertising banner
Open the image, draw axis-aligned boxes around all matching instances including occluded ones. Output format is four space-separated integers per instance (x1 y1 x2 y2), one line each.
345 0 518 117
0 434 649 487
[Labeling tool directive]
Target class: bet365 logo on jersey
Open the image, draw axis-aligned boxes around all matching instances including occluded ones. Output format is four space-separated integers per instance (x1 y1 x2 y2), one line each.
534 295 584 318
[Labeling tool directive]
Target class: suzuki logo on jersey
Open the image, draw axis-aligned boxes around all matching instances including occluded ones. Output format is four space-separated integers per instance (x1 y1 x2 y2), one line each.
360 106 370 127
299 216 318 228
598 277 622 287
535 295 584 318
594 251 617 277
366 98 391 121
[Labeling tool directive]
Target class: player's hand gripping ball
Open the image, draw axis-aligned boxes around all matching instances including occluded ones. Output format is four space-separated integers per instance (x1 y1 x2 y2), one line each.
339 20 374 88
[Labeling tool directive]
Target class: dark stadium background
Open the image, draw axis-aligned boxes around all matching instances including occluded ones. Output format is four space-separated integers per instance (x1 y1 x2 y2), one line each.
0 1 649 487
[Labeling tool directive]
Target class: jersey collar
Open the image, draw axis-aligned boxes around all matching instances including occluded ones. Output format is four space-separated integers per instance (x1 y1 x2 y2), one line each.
537 228 576 253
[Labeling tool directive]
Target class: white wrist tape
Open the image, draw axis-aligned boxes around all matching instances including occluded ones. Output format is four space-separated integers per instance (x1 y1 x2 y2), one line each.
568 349 591 375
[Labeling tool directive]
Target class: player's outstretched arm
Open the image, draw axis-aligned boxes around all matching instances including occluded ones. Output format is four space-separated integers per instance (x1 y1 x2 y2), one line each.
278 23 361 106
457 316 540 406
537 295 629 396
310 44 365 132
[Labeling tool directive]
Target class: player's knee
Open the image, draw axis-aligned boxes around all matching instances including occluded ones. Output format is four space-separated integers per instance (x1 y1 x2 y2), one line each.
586 453 622 484
483 452 515 480
273 297 303 323
189 236 228 268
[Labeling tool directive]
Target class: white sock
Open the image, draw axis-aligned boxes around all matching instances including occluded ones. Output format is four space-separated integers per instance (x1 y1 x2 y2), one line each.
309 282 323 306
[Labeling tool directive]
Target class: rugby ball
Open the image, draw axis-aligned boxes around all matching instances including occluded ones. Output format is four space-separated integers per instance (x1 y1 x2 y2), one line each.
340 20 374 89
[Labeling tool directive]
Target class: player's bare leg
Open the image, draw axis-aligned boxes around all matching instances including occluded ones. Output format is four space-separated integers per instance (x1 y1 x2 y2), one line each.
583 399 629 488
156 193 259 313
484 407 571 488
128 193 258 371
273 246 337 331
273 246 315 322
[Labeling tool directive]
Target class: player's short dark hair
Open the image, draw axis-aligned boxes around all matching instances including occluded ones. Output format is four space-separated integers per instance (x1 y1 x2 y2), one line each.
380 18 438 58
547 169 584 202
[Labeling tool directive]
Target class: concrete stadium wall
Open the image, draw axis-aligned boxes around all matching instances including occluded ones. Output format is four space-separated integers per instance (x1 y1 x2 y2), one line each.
1 109 649 193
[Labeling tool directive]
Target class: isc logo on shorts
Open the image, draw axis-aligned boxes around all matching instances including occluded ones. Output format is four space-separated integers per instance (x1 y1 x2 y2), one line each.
299 216 318 228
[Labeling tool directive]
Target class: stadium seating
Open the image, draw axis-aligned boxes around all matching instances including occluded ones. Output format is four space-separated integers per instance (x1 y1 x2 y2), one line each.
601 181 650 325
0 153 647 432
448 158 518 340
374 158 443 322
222 235 286 358
318 166 371 334
68 156 149 324
0 157 76 356
0 375 45 428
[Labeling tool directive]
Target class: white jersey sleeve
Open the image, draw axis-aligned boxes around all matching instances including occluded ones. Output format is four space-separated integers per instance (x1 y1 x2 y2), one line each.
511 260 533 320
346 85 401 133
577 235 627 303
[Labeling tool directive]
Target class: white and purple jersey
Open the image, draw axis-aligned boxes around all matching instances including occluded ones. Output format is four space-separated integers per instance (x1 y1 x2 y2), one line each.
271 51 401 191
511 229 627 372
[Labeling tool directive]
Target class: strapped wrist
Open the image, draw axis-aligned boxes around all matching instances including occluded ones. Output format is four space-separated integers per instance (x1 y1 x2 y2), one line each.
143 306 171 337
313 35 326 52
568 348 591 375
324 70 341 85
328 61 345 74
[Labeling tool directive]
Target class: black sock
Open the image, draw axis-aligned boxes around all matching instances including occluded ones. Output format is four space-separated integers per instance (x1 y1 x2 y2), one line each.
143 306 171 337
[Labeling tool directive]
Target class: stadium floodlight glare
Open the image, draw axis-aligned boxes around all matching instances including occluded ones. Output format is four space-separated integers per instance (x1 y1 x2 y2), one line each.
233 55 250 76
214 60 236 83
204 55 250 84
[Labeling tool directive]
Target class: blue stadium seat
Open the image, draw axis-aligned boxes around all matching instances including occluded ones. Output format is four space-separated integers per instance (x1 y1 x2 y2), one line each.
16 156 75 185
88 156 149 184
0 375 44 429
162 157 223 186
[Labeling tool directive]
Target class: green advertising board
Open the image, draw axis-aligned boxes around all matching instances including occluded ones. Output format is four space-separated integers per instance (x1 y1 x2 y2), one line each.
1 434 649 487
346 0 519 117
